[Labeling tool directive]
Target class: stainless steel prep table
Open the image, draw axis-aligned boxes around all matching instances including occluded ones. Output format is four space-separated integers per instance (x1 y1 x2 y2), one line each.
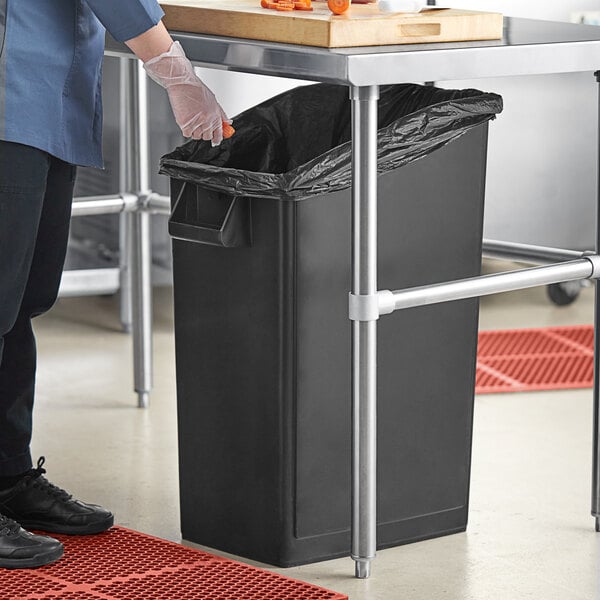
103 17 600 579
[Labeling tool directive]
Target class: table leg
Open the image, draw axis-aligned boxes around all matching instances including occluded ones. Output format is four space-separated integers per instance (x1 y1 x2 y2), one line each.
592 71 600 532
350 85 379 579
118 58 133 335
118 212 133 334
126 60 153 409
131 210 153 409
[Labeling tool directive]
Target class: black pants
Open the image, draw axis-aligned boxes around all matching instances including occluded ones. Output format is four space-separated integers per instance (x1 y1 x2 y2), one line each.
0 141 75 476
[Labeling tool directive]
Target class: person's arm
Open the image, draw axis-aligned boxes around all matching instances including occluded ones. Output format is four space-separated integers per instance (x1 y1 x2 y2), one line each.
84 1 229 145
124 21 172 62
136 29 231 146
85 0 166 45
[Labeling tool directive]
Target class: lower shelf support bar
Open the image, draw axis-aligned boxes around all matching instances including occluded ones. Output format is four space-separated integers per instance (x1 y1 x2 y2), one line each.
368 255 600 317
482 238 589 265
71 193 170 218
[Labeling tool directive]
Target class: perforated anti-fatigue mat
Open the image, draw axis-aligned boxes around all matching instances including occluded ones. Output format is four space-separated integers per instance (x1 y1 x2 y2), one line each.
0 527 347 600
476 324 594 394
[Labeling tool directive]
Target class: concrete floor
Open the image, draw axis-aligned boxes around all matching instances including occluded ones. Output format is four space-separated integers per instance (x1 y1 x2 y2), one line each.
32 270 599 599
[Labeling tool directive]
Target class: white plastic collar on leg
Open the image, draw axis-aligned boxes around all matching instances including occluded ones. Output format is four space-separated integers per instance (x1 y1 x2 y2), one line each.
583 252 600 279
349 290 395 321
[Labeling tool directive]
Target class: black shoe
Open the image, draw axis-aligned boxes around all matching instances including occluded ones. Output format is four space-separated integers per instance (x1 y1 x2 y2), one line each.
0 457 114 536
0 513 63 569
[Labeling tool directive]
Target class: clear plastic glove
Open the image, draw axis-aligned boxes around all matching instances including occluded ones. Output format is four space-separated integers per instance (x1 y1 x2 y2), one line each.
143 41 230 146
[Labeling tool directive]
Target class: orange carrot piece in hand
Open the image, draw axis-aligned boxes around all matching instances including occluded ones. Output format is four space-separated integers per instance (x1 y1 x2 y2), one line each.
222 122 235 139
327 0 350 14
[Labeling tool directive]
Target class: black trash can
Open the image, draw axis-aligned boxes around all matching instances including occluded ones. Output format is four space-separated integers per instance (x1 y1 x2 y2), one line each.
161 83 503 567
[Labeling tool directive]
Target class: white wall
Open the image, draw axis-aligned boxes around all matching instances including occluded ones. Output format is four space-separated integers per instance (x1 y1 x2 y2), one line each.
436 0 599 249
435 0 599 21
192 69 311 120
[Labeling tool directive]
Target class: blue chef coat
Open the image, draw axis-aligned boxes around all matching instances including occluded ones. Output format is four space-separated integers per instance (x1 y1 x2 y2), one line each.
0 0 164 168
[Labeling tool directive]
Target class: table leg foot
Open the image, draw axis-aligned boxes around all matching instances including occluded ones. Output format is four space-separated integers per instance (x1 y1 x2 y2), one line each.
354 559 372 579
137 391 149 409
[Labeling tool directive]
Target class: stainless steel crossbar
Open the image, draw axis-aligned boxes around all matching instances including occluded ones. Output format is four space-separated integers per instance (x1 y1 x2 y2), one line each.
482 238 588 265
63 194 170 313
380 258 599 314
71 194 138 217
59 268 120 297
70 194 171 218
145 193 171 214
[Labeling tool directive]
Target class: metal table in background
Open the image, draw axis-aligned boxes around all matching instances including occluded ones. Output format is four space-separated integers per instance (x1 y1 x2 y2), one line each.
103 17 600 578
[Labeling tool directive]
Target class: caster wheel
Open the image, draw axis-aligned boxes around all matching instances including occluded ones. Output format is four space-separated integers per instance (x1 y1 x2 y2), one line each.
547 281 582 306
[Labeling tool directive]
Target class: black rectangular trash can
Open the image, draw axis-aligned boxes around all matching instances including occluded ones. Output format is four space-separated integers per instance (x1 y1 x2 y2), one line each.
162 83 502 567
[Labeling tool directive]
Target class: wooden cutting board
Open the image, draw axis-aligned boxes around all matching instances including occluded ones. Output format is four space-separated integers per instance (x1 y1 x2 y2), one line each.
159 0 503 48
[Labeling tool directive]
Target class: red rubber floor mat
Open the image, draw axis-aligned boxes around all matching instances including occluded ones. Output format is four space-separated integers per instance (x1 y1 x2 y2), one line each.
476 324 594 394
0 527 347 600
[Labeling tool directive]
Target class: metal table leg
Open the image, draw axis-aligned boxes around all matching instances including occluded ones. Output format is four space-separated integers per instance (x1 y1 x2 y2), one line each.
119 58 133 334
126 60 153 409
346 74 600 573
350 85 379 579
118 212 133 334
592 71 600 532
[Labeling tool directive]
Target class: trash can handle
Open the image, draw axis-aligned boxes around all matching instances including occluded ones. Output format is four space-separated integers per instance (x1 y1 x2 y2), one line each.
168 181 252 248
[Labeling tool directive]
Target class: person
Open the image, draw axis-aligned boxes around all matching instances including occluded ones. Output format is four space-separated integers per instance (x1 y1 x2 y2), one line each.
0 0 229 569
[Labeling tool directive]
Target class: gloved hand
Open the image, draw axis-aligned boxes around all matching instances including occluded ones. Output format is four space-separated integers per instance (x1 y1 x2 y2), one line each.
143 41 230 146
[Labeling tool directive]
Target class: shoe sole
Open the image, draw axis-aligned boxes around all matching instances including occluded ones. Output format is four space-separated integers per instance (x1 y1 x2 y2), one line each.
0 544 64 569
18 513 114 536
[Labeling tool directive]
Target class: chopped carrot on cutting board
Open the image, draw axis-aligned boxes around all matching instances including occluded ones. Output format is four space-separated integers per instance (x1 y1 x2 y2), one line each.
327 0 350 14
259 0 314 11
223 123 235 139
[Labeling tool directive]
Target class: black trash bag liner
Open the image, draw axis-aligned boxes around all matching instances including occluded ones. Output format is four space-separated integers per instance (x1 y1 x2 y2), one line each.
159 82 503 201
